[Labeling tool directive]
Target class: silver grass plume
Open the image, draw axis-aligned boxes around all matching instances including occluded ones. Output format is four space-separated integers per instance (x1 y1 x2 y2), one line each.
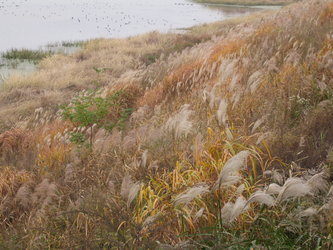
306 171 329 194
298 207 318 217
235 184 245 196
276 177 312 204
141 150 148 168
221 196 247 224
174 183 210 206
214 150 250 189
32 179 57 218
246 190 275 207
142 212 162 228
216 99 228 127
251 117 265 133
225 128 234 140
247 70 263 93
265 169 284 185
14 184 32 208
272 170 284 185
256 132 273 145
266 183 283 195
194 208 205 222
121 174 141 207
165 104 193 138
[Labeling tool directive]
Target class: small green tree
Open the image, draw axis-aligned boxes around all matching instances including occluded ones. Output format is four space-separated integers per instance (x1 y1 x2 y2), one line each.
61 90 132 147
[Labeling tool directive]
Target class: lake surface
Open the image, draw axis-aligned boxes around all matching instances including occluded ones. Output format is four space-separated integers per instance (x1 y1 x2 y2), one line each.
0 0 271 81
0 0 267 52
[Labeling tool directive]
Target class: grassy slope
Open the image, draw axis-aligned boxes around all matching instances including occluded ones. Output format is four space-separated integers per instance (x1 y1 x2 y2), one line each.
0 0 333 248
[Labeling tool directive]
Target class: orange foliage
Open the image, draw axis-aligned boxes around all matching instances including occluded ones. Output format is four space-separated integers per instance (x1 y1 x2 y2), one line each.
253 24 275 39
35 121 73 173
0 129 33 161
137 60 204 107
0 167 32 197
209 40 244 63
320 2 333 23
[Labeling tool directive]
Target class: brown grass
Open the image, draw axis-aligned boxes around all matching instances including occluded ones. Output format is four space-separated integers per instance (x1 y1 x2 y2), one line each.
0 0 332 248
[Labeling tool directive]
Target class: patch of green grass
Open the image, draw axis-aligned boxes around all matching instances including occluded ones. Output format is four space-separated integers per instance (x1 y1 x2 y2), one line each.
2 49 53 63
61 40 85 47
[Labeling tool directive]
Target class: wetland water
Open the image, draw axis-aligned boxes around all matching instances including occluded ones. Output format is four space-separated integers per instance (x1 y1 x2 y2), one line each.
0 0 268 80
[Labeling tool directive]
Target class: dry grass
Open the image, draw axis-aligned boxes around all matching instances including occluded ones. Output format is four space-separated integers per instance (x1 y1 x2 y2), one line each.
0 0 332 248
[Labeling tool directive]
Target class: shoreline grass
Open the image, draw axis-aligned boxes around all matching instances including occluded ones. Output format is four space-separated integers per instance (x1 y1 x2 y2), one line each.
2 49 53 63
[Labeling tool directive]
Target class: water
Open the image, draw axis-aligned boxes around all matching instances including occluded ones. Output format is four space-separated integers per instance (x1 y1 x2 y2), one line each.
0 0 265 81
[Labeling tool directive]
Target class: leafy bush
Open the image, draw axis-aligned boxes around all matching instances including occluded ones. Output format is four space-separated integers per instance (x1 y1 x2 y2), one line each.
61 90 132 146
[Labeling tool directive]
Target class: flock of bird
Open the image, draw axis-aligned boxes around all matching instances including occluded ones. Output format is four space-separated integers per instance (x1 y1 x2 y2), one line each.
0 0 206 37
0 0 258 53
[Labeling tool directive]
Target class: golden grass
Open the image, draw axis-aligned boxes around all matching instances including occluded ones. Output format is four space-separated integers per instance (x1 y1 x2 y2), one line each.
0 0 332 248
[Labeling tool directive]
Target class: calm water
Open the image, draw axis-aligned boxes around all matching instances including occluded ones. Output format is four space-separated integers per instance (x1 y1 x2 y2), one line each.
0 0 266 51
0 0 267 81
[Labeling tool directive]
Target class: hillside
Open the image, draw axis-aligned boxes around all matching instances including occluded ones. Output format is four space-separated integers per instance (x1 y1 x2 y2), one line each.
0 0 332 248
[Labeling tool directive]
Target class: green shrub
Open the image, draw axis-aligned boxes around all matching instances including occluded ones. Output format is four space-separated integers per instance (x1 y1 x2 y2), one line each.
61 90 132 146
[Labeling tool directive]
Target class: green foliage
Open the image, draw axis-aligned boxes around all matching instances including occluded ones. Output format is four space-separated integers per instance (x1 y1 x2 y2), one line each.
61 90 132 145
61 40 85 47
2 49 53 63
141 52 160 65
289 94 311 122
69 132 86 145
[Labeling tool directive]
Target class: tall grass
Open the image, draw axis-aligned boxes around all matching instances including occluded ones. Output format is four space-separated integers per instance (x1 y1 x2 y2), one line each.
0 0 332 248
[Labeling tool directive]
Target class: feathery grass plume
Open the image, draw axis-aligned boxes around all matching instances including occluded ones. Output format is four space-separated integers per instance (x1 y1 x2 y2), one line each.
120 174 141 206
174 183 210 206
298 207 318 217
216 99 228 127
193 133 204 162
272 170 284 185
141 150 148 168
194 207 205 222
108 180 116 194
246 190 275 207
235 184 245 196
64 163 75 184
127 182 141 207
142 212 162 228
165 104 193 138
219 58 239 85
32 179 57 218
221 196 247 224
225 128 233 141
266 183 283 195
247 70 263 93
229 73 241 91
14 184 32 208
251 117 265 133
208 91 216 109
130 105 150 123
256 132 273 145
276 177 312 204
214 150 250 189
306 171 329 194
32 179 57 203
